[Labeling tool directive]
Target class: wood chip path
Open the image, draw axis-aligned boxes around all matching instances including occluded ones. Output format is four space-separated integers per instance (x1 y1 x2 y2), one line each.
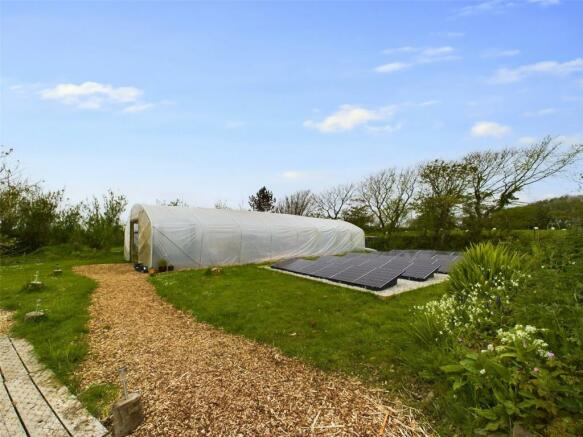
74 264 430 436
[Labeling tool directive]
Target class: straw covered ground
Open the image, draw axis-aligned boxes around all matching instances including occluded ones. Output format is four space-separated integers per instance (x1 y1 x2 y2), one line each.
74 264 430 436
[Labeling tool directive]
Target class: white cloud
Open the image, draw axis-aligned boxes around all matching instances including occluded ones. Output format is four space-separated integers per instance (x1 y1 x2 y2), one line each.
482 49 520 58
304 104 397 133
122 103 155 113
522 107 557 117
366 122 403 134
518 136 539 145
528 0 560 5
381 46 417 54
420 46 454 57
490 58 583 83
456 0 560 17
281 171 308 180
557 134 583 145
225 121 246 129
518 134 583 146
375 46 459 74
418 100 440 107
374 62 411 73
39 81 150 111
471 121 511 138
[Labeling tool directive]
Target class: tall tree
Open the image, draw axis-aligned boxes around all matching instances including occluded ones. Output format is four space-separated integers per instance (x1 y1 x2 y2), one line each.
274 190 314 216
358 168 417 234
341 204 373 230
248 186 276 212
463 136 582 234
415 160 470 242
313 183 355 219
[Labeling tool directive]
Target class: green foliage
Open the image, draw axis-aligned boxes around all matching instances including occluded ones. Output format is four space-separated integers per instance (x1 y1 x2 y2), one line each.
414 231 583 434
442 326 582 434
490 195 583 230
448 241 524 301
0 246 124 415
82 190 128 249
0 149 127 253
342 204 374 230
248 186 276 212
78 383 119 420
414 159 470 243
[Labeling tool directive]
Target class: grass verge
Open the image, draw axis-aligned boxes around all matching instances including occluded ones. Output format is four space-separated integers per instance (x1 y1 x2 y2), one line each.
0 244 124 416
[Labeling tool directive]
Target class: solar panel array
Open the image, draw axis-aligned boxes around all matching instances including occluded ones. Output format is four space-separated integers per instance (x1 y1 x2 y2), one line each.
271 250 461 291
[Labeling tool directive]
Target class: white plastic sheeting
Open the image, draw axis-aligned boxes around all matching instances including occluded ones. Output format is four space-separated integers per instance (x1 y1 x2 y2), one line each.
124 204 365 269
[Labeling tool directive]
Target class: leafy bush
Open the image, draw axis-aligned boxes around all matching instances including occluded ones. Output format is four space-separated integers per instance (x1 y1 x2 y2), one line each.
442 325 581 434
448 242 524 301
413 233 583 434
416 243 528 342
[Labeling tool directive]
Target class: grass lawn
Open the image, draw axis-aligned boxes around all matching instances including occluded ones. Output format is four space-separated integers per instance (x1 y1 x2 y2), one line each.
151 266 449 407
0 244 123 417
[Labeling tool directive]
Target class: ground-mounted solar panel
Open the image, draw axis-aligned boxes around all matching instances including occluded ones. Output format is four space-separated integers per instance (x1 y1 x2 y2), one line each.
353 267 401 290
271 249 462 291
384 258 413 272
312 259 356 279
300 257 338 275
400 262 439 281
413 251 437 260
357 257 394 269
433 255 460 273
330 265 376 283
280 259 316 274
271 258 299 270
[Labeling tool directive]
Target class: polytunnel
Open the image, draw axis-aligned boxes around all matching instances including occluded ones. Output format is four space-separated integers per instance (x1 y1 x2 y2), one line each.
124 204 365 269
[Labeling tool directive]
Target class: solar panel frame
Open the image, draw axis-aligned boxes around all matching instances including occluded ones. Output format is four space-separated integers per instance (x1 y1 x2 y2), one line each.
352 267 401 290
299 257 338 275
400 262 440 281
330 265 377 283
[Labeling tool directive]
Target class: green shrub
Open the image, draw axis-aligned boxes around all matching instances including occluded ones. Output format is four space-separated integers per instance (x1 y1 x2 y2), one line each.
448 242 524 301
441 325 582 435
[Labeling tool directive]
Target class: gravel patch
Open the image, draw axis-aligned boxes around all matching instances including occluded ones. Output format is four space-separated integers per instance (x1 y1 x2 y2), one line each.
75 264 430 436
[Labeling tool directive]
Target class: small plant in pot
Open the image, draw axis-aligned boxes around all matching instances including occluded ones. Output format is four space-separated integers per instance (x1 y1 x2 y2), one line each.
158 259 168 272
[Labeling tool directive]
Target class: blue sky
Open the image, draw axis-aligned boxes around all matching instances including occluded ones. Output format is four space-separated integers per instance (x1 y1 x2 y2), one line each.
1 0 582 208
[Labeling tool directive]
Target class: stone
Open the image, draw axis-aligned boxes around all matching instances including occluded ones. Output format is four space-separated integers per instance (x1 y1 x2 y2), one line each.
26 281 44 291
24 311 45 322
111 392 144 437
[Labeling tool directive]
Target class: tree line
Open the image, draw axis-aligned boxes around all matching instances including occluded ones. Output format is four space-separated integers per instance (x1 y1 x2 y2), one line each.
248 137 582 244
0 147 127 254
1 136 580 254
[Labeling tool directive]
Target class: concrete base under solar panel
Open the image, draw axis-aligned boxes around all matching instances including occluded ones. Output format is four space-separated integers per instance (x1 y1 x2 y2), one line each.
264 267 449 298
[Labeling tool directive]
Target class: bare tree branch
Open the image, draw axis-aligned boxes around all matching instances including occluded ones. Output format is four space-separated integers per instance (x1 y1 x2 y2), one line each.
358 168 417 232
313 183 355 219
274 190 314 216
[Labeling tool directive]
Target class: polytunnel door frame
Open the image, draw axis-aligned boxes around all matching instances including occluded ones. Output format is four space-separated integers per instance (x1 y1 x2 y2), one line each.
130 219 139 263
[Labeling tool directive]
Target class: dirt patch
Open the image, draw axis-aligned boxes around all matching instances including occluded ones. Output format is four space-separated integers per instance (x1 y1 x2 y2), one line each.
0 309 14 334
75 264 430 436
